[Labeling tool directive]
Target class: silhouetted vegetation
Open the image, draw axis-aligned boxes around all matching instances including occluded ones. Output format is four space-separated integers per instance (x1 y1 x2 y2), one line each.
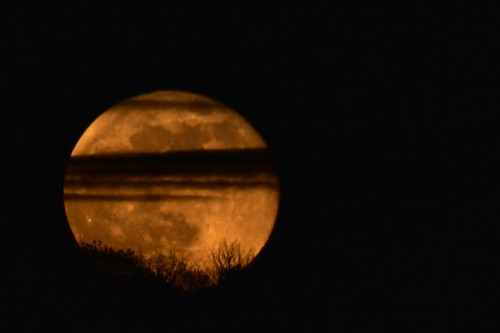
80 239 254 292
145 249 213 291
210 239 255 282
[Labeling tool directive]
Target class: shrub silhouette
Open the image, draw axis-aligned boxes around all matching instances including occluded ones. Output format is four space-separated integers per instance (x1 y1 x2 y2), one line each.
146 250 213 291
81 240 153 282
209 239 255 282
79 239 253 292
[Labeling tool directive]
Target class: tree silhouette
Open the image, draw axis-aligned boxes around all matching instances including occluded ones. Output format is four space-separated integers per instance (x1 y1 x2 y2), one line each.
78 238 254 291
81 240 152 282
147 250 213 291
209 239 255 281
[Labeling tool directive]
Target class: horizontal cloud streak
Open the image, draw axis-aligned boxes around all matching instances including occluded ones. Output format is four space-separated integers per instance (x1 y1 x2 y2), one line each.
66 149 276 177
65 178 278 189
68 149 273 165
64 193 218 202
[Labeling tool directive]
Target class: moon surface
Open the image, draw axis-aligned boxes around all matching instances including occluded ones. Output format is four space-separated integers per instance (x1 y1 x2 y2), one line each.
63 91 279 267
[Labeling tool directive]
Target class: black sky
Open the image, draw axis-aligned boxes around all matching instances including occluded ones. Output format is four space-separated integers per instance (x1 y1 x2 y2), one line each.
1 3 497 331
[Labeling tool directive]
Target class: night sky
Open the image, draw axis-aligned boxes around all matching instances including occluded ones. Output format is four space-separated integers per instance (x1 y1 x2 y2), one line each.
2 3 496 331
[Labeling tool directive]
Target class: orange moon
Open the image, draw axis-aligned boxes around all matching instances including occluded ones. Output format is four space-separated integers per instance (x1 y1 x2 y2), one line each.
63 91 279 267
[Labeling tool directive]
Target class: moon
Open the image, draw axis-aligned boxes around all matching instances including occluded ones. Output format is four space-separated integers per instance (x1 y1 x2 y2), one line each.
63 91 279 267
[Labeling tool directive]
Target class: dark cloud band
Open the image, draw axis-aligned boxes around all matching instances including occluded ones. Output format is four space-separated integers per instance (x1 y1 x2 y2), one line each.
64 193 218 202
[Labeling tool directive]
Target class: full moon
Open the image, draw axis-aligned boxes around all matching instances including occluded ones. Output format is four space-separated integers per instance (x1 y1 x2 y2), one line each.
63 91 279 268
